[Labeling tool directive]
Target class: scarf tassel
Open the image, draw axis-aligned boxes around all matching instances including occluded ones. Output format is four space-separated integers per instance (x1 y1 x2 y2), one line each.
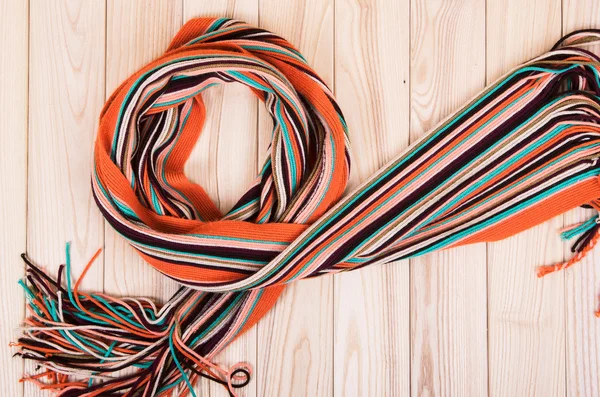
537 209 600 316
13 243 251 397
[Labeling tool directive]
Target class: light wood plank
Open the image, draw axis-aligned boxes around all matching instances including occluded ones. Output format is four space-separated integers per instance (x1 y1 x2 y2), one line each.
27 0 106 395
562 3 600 396
0 0 28 395
486 1 565 396
409 1 488 396
183 1 259 396
256 1 334 396
104 0 182 311
333 0 411 396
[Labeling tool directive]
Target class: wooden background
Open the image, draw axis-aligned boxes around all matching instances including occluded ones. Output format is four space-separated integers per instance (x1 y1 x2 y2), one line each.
1 0 599 396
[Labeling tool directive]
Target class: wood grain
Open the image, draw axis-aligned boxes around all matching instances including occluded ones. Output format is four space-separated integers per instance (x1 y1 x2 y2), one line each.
27 0 106 395
0 0 28 395
562 3 600 396
409 1 488 396
486 1 565 396
333 0 410 396
256 1 334 396
183 1 259 396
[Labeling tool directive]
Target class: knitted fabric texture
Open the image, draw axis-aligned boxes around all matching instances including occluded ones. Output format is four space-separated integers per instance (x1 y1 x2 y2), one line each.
14 18 600 397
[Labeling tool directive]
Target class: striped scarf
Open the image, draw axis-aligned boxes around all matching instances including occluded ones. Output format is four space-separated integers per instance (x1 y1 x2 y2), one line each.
15 18 600 397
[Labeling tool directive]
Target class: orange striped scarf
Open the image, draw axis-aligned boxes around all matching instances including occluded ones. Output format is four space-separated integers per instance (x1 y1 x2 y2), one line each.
14 18 600 397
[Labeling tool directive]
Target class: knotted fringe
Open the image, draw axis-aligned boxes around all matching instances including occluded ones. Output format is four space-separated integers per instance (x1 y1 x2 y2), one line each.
538 212 600 276
14 20 600 396
538 209 600 317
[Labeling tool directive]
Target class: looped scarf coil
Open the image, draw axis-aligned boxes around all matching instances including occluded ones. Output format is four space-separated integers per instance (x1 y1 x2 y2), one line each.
14 18 600 397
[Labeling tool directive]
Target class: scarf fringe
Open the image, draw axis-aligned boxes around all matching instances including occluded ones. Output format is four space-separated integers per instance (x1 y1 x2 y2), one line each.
537 209 600 316
13 243 250 397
